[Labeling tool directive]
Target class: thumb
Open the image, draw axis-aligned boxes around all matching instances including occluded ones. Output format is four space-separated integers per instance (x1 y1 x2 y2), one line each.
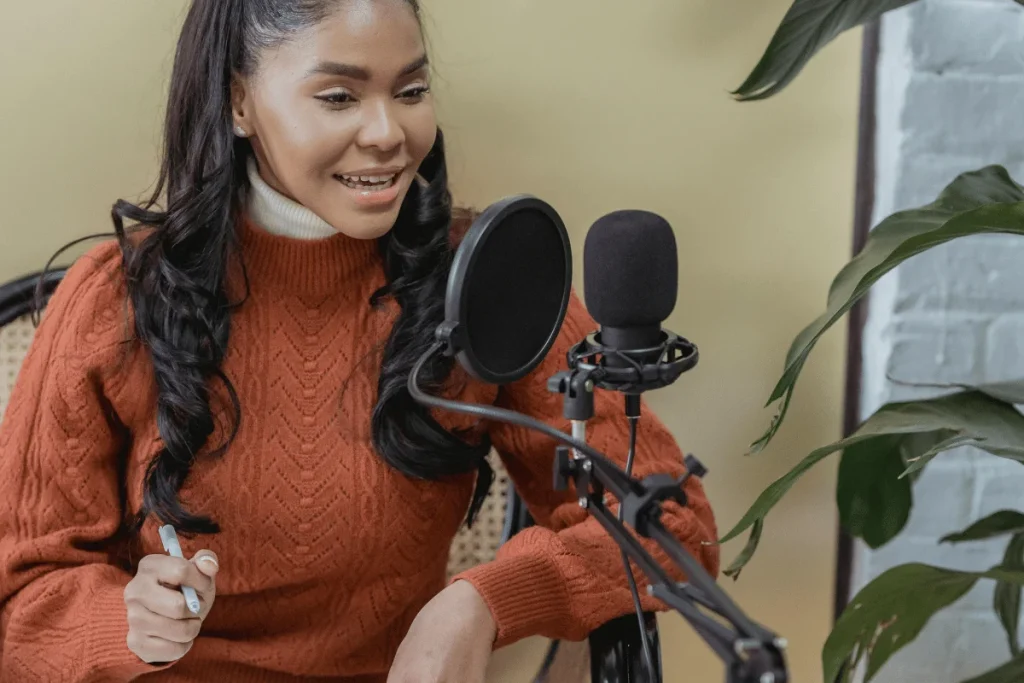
192 549 220 579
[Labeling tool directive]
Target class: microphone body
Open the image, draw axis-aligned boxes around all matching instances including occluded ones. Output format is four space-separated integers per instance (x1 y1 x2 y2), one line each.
573 210 697 397
584 209 677 354
597 325 663 367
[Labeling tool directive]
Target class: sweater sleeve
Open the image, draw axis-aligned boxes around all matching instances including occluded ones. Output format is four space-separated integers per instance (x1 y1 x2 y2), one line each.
453 292 720 648
0 242 170 680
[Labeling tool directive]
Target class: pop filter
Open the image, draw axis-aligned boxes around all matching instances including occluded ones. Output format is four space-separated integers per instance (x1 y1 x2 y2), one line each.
441 195 572 385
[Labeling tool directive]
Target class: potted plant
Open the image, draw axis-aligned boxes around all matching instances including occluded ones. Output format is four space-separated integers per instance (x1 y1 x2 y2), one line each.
722 2 1024 682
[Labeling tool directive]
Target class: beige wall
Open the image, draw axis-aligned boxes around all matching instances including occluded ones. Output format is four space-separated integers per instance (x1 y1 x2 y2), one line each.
1 2 860 681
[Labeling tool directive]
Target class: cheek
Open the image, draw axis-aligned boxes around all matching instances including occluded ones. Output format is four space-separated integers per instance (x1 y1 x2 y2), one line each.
257 97 358 177
404 105 438 165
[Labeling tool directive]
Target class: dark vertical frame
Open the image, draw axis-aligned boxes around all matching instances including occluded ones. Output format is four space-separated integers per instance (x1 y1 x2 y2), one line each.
834 19 881 623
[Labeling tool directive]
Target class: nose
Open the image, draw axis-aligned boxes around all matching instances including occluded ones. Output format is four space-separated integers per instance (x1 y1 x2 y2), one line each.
356 99 405 153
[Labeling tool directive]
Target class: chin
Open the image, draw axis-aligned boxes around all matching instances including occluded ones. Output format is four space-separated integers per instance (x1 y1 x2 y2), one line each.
324 208 402 241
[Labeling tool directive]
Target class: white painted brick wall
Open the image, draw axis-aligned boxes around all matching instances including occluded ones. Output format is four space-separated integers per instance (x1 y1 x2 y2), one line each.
854 1 1024 681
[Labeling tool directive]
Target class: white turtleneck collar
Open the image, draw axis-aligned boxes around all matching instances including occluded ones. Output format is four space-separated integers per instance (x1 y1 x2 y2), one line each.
246 156 338 241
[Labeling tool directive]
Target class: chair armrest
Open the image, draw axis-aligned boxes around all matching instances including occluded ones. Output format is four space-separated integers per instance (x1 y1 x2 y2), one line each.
0 269 67 327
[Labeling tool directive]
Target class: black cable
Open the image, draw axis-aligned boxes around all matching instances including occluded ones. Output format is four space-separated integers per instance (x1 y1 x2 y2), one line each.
622 412 658 681
408 344 638 498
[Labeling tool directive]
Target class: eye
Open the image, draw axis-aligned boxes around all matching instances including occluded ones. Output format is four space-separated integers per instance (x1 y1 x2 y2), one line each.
315 90 355 107
398 85 430 102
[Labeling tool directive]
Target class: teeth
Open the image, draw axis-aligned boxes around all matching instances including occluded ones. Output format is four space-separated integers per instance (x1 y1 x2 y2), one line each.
341 173 397 183
337 172 399 191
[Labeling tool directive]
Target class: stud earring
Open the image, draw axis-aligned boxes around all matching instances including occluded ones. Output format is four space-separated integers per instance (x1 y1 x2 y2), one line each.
234 125 249 138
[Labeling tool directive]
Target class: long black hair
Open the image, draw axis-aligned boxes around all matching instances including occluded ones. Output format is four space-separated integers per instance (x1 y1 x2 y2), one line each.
107 0 491 536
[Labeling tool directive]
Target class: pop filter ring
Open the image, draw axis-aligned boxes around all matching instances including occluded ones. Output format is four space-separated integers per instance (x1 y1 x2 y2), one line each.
440 194 572 385
566 330 699 393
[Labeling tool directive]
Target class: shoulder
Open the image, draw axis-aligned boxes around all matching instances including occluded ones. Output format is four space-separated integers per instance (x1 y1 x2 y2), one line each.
36 237 133 367
43 238 126 322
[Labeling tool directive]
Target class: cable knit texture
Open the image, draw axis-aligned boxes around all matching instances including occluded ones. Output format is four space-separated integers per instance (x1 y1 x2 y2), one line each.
0 205 719 681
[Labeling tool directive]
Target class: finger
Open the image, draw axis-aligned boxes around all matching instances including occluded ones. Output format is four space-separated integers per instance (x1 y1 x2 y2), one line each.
142 555 215 597
134 608 203 644
190 550 219 609
128 581 198 620
188 552 218 619
127 632 193 664
191 550 219 580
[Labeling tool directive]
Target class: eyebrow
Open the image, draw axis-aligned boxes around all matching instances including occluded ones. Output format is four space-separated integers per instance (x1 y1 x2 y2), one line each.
308 54 429 81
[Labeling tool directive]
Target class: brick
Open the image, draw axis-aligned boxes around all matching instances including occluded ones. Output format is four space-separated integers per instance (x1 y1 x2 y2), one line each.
891 153 994 211
909 0 1024 77
901 74 1024 158
885 313 988 384
985 314 1024 382
896 452 977 540
892 237 1024 315
974 459 1024 518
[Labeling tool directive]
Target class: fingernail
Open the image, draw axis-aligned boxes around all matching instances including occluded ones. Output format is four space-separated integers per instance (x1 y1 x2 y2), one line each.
198 556 219 570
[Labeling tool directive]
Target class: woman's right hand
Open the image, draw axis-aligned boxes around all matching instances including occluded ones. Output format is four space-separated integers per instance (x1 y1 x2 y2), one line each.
124 550 219 664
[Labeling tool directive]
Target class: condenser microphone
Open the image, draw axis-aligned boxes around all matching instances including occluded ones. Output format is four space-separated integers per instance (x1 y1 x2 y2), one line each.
583 210 678 367
564 210 697 405
408 198 788 683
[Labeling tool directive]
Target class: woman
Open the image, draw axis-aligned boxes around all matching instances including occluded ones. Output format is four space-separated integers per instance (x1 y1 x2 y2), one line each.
0 1 719 681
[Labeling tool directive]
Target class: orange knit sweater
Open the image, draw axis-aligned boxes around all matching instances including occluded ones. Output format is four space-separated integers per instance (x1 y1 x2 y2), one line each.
0 218 719 682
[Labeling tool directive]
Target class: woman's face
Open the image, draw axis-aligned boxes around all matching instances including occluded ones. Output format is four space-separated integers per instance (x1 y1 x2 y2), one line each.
232 0 437 240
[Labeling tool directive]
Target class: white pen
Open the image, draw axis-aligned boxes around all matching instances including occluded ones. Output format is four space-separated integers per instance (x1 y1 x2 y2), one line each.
158 524 202 615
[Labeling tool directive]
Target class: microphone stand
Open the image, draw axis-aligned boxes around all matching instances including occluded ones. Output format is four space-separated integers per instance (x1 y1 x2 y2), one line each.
553 444 787 683
549 368 787 683
409 342 789 683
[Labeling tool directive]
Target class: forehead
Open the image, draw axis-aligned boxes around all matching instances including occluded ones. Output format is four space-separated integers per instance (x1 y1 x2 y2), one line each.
261 0 425 75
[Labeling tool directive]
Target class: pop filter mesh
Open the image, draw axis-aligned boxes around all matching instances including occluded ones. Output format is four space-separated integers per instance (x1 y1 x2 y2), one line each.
464 206 568 379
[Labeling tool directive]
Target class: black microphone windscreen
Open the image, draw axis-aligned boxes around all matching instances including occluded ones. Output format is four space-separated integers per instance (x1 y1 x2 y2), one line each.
465 208 567 376
446 195 572 385
583 210 678 328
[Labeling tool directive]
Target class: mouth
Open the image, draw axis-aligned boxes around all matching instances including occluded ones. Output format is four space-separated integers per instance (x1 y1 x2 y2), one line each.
333 167 407 208
334 170 401 192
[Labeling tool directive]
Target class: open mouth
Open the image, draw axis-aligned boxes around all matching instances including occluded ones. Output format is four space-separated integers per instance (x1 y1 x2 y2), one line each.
335 172 400 192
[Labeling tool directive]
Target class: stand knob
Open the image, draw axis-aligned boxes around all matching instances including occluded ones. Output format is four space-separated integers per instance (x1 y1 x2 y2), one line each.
683 454 707 480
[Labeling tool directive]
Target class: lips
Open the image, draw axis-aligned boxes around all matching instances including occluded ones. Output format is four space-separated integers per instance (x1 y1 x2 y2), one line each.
333 169 406 208
336 173 398 190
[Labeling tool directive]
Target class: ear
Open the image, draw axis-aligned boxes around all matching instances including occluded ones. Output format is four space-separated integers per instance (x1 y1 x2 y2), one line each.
230 73 253 137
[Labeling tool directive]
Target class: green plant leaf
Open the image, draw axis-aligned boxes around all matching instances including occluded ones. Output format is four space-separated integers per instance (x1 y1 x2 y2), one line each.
733 0 918 101
996 533 1024 657
900 433 982 477
962 652 1024 683
838 435 910 549
721 391 1024 573
824 564 1024 683
947 515 1024 656
752 165 1024 454
722 518 763 580
942 511 1024 544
